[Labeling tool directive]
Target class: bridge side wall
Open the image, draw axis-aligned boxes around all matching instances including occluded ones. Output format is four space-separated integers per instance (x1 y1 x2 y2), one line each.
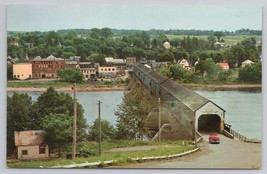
132 75 194 139
160 91 194 138
133 66 194 139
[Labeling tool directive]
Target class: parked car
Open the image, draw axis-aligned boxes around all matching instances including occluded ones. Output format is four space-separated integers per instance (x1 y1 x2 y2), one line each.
209 134 220 144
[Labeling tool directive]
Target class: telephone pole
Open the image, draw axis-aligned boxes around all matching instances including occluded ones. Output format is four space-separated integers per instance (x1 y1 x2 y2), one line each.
72 83 77 159
158 97 161 142
97 101 102 156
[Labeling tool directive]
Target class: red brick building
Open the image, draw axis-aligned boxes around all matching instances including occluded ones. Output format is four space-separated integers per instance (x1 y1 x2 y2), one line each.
31 55 65 78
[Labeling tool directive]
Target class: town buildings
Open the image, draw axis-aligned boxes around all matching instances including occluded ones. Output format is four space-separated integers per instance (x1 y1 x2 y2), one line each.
126 57 137 70
11 55 133 80
31 55 65 79
13 63 32 80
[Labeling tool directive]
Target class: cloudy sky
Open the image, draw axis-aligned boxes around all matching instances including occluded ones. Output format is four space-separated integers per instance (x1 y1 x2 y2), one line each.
7 4 262 32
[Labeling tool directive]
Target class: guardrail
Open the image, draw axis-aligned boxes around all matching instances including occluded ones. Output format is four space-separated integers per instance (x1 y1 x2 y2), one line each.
224 123 261 143
229 129 247 142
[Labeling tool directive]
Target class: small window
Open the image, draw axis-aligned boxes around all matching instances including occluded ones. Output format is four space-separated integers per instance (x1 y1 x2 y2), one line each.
39 145 46 154
22 150 28 155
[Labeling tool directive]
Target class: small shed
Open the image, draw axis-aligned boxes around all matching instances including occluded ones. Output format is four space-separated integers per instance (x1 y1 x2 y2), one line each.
14 130 49 160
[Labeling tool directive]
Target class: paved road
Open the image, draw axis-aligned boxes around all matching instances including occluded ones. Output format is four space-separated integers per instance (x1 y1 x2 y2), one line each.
116 134 261 169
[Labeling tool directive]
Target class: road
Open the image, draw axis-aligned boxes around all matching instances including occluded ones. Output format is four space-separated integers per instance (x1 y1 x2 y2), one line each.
116 134 261 169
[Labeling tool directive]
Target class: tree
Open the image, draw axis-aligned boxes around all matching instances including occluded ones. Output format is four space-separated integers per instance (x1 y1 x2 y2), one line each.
115 87 156 139
203 58 220 81
7 63 13 80
41 113 72 157
88 119 116 141
238 63 262 83
32 87 88 140
7 93 33 155
100 28 113 38
170 64 189 81
88 52 106 65
58 69 84 83
155 66 172 77
214 31 225 42
156 51 174 62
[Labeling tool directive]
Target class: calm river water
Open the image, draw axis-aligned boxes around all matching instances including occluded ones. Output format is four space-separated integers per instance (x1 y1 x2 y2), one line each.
8 90 262 140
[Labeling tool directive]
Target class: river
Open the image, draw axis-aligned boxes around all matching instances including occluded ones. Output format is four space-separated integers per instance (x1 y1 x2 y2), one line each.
7 90 262 140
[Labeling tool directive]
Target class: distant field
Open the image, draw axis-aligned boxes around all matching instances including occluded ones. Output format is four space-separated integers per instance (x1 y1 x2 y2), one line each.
165 34 262 46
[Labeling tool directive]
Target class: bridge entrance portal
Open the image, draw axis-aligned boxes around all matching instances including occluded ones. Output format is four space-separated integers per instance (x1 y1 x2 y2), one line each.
198 114 221 133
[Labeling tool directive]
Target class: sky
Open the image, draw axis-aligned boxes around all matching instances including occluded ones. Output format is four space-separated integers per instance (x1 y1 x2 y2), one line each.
7 4 262 32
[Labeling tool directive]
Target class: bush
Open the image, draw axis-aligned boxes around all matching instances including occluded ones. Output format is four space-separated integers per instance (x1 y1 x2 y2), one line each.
238 63 261 83
57 69 84 83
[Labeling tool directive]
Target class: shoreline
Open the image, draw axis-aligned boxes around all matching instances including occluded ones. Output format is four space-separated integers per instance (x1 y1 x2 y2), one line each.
184 83 262 91
7 83 262 92
7 85 127 92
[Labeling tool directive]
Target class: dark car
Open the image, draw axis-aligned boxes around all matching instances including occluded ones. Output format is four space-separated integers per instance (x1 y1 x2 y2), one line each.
209 134 220 144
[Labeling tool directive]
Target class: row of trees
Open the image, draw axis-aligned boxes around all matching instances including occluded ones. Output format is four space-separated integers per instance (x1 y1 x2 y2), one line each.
8 28 261 68
9 28 261 38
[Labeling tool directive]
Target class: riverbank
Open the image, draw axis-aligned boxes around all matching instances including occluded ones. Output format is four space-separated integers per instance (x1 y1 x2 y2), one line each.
7 83 261 92
7 85 126 92
184 83 262 91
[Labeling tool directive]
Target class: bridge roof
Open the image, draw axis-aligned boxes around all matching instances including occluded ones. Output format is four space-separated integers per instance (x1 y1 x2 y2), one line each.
160 79 209 111
134 63 224 112
135 63 168 83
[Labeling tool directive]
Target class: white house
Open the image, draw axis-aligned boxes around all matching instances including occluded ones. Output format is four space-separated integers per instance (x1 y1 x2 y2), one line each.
241 60 254 68
178 59 191 70
163 41 171 49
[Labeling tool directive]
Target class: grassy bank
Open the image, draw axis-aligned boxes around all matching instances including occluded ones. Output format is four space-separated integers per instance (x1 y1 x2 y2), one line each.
7 140 194 168
7 77 261 92
183 83 262 91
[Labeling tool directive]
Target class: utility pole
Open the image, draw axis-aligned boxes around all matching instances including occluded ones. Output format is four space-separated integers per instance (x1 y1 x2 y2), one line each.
72 83 77 159
158 97 161 142
97 101 102 156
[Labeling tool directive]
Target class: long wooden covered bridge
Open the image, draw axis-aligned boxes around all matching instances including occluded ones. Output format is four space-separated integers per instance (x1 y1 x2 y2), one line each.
127 63 226 141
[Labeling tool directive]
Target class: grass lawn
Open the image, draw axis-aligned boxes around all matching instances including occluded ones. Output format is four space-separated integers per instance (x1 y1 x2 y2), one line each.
7 140 194 168
7 80 126 89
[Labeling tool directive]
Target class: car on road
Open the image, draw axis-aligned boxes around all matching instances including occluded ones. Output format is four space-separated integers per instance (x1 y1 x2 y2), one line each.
209 134 220 144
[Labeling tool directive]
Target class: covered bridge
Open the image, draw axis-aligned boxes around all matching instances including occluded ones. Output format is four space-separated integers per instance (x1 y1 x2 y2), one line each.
131 63 225 141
